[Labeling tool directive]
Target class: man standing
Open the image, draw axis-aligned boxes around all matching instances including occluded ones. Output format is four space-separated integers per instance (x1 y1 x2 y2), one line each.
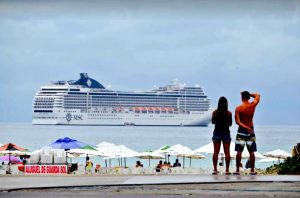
234 91 260 175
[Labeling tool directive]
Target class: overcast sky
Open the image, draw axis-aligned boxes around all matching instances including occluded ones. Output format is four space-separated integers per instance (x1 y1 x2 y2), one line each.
0 0 300 125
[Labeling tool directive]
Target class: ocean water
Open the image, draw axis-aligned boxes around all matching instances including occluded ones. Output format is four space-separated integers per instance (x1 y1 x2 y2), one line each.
0 123 299 170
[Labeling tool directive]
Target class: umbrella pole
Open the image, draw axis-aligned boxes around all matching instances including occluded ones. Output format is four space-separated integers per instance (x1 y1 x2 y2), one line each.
190 157 192 168
9 152 11 174
9 152 11 165
124 158 127 168
183 156 185 168
65 152 68 165
148 158 150 167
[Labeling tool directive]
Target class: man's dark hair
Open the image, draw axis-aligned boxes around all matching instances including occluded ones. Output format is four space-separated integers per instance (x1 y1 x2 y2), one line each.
241 91 250 100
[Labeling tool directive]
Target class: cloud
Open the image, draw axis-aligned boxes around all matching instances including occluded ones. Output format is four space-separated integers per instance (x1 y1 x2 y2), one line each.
0 0 300 124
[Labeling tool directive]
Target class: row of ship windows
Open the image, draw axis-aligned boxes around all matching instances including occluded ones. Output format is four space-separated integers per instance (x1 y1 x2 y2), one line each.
64 98 207 101
64 97 207 101
88 114 117 116
34 104 54 106
35 98 55 101
34 117 58 119
86 115 177 119
34 105 54 108
88 118 122 120
63 103 210 107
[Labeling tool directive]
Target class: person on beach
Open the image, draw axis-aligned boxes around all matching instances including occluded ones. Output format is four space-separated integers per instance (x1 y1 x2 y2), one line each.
155 160 163 172
173 159 181 167
85 157 93 174
212 96 232 175
234 91 260 175
135 161 143 168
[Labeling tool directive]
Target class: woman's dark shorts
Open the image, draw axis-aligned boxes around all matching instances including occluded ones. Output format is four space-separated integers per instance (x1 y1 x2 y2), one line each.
212 132 231 142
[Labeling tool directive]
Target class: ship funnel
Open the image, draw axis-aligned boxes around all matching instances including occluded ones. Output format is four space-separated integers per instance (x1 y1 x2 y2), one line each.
80 73 89 78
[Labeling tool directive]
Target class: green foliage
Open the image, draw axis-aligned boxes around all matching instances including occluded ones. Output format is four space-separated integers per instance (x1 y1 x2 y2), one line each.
265 156 300 175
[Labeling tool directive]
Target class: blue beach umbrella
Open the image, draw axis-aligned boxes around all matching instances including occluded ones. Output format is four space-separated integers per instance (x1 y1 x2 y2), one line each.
49 137 90 150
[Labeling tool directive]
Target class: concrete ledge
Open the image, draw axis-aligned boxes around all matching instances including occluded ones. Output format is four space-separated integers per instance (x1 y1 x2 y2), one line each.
1 175 300 192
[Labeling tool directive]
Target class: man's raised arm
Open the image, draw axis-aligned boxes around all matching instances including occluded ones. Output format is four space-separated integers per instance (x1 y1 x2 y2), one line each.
251 93 260 106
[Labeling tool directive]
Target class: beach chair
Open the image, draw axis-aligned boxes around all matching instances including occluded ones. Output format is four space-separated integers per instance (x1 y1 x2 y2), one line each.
0 164 6 175
171 167 184 174
40 147 53 164
95 164 101 173
28 150 41 164
130 167 145 175
160 167 170 174
53 149 66 164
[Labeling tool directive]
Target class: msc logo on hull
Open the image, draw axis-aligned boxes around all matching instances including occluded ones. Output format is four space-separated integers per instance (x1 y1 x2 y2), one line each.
65 113 83 122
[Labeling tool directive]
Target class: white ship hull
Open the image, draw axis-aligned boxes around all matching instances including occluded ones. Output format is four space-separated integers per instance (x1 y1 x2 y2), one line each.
32 109 212 126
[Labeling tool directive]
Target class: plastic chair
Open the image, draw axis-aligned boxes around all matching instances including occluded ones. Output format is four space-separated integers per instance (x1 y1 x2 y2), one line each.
95 164 101 173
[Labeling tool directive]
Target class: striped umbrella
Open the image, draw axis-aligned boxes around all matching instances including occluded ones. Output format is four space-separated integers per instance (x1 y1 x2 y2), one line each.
0 143 26 165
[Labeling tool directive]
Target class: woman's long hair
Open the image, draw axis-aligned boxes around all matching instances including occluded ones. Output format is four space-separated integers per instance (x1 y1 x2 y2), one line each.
217 96 228 118
214 96 230 127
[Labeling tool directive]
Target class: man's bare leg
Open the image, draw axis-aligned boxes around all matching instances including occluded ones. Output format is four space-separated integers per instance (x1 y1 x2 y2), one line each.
249 151 256 173
235 151 242 173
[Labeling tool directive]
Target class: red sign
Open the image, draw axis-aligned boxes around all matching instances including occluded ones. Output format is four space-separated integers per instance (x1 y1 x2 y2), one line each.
25 165 67 174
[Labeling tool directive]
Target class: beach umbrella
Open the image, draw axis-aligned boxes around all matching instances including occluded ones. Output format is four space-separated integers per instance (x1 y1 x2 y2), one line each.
167 144 205 168
114 145 140 167
96 144 139 167
0 143 26 152
152 145 171 161
233 151 266 159
0 143 26 164
96 141 116 148
116 145 140 157
49 137 90 150
153 145 171 155
0 155 21 164
136 151 165 167
68 145 102 157
257 157 284 163
194 142 265 159
0 150 30 156
263 149 292 159
96 142 123 167
96 141 119 157
194 142 235 161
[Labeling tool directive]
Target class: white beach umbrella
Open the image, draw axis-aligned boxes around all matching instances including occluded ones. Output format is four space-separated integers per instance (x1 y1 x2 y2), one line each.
233 151 266 159
0 150 30 156
115 145 140 158
96 141 116 148
96 142 118 157
194 142 235 155
152 145 171 155
68 148 103 157
167 144 205 168
194 142 265 159
107 145 140 167
263 149 292 159
136 151 165 167
152 145 171 162
257 157 284 163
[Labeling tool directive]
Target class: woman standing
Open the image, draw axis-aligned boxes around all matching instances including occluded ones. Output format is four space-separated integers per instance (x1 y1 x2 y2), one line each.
212 97 232 175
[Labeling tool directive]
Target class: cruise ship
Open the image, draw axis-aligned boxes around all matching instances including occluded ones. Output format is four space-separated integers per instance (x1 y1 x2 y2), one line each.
32 73 212 126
